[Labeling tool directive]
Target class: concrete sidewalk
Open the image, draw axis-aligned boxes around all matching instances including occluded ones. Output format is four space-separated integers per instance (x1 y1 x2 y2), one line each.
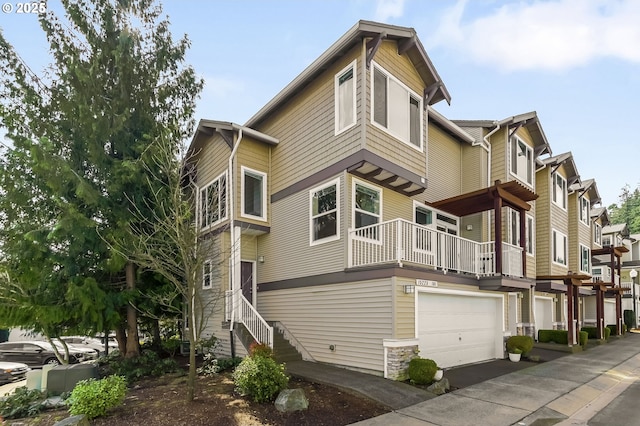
350 334 640 426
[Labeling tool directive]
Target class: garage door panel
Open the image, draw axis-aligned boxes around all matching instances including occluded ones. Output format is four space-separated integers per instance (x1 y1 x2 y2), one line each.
417 292 501 368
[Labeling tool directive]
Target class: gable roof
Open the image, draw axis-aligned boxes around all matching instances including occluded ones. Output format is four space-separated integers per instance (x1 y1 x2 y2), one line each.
428 106 475 145
570 178 601 204
590 206 610 226
603 223 629 236
453 111 551 157
540 151 580 187
245 20 451 129
187 119 279 158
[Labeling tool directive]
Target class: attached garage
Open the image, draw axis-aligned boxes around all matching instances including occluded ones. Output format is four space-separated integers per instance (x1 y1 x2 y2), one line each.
534 296 554 337
416 289 504 368
604 299 616 326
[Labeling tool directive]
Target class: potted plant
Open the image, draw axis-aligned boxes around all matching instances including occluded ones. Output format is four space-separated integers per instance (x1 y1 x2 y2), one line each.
508 347 522 362
433 368 444 381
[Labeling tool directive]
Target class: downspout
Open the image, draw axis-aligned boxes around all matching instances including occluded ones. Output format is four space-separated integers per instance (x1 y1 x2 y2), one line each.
228 128 244 335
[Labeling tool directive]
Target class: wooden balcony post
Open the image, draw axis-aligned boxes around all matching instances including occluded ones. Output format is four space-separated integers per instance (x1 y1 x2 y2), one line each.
519 208 527 276
494 196 503 275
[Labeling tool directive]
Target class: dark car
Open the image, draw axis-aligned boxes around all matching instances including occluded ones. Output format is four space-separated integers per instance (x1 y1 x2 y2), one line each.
0 361 30 384
0 341 93 368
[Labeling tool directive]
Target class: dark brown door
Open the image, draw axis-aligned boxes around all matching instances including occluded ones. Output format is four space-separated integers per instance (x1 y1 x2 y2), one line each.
241 261 253 304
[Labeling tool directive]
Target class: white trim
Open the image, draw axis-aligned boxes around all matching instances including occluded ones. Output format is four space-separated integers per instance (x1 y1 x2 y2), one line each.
334 60 357 136
198 171 228 230
552 171 568 211
352 178 382 241
552 228 568 267
579 243 591 273
509 135 534 188
526 214 535 257
579 195 590 227
240 166 267 221
370 61 423 152
309 177 341 246
202 259 212 290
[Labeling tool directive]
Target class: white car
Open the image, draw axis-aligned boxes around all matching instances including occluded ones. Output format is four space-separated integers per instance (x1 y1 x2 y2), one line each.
0 361 30 384
60 336 118 357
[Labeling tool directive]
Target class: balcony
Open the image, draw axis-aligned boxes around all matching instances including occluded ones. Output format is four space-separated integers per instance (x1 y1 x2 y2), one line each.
347 218 523 278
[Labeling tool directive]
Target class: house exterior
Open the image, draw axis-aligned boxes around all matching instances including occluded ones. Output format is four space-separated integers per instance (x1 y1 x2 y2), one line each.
186 20 553 378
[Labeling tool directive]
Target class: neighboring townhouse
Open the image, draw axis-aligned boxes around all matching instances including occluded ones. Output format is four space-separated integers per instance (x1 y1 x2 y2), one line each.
533 152 588 344
454 112 552 338
620 233 640 325
187 20 547 378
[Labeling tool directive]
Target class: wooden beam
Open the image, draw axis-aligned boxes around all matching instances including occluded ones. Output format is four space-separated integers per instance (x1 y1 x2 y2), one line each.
397 36 416 55
366 33 385 69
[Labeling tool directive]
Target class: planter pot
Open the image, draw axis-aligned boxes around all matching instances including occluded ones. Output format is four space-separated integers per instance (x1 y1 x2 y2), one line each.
508 352 521 362
433 369 444 381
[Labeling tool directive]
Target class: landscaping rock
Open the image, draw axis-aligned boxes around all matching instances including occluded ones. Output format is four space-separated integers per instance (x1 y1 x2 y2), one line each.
427 377 450 395
53 414 89 426
275 388 309 413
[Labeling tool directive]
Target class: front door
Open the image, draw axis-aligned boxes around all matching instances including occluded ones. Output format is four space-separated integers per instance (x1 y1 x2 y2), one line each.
241 261 254 305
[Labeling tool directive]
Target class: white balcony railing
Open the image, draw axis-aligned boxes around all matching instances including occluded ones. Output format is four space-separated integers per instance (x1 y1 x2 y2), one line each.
348 218 523 278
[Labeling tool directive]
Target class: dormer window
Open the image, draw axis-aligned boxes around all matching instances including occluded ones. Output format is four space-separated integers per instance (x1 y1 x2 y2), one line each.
371 62 422 150
552 172 567 210
510 136 533 186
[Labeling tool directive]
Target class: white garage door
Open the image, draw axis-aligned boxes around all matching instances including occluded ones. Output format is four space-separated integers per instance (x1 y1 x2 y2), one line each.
604 300 616 326
417 292 502 368
535 297 554 336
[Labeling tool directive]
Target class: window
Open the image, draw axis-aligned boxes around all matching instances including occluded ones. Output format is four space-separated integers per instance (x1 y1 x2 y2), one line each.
353 180 381 239
526 215 534 255
335 61 356 134
552 229 568 266
603 235 611 247
310 179 339 244
199 172 227 229
371 62 422 150
508 209 520 246
594 223 602 246
579 196 589 225
510 136 533 186
552 172 567 209
580 244 590 273
414 202 433 252
241 167 267 221
202 260 212 289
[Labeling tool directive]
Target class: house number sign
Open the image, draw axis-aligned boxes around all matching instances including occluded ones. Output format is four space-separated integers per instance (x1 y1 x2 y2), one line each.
416 279 437 287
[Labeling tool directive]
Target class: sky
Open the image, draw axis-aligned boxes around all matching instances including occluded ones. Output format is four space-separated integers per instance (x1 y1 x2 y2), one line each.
0 0 639 208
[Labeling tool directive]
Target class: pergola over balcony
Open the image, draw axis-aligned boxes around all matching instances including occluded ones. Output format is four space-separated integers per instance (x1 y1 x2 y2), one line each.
429 180 538 275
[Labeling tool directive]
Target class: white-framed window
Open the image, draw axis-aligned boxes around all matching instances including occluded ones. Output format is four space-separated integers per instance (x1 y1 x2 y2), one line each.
335 60 357 135
552 229 568 266
579 196 589 225
371 61 423 150
580 244 591 273
240 166 267 221
310 178 340 245
594 223 602 246
603 235 612 247
353 179 381 240
414 201 433 252
510 136 533 186
199 172 227 229
526 214 534 255
508 208 520 246
552 172 567 210
202 260 212 289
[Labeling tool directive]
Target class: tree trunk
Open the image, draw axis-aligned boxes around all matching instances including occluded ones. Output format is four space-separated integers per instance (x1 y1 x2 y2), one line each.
187 321 196 401
125 262 140 358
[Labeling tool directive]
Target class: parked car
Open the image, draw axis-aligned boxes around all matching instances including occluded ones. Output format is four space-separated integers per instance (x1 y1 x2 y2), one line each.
60 336 117 357
0 361 30 384
0 341 96 368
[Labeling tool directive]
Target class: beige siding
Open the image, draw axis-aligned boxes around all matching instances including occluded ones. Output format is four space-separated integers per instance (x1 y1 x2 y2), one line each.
535 170 551 275
193 134 230 188
549 164 570 276
258 174 346 283
364 41 428 179
460 142 486 194
258 46 363 193
236 138 271 227
425 123 462 202
490 127 508 183
394 278 416 338
258 280 394 374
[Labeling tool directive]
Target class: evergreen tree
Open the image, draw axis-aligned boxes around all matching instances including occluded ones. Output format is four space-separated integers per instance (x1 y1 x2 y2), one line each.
0 0 203 356
609 184 640 233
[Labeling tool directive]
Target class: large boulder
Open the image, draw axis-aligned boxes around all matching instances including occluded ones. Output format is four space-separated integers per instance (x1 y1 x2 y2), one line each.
275 388 309 413
53 414 89 426
427 377 450 396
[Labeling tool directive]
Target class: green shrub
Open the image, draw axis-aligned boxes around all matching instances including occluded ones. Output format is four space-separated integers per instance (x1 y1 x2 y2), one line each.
537 330 568 344
605 327 611 339
624 309 636 330
161 337 182 357
407 357 438 385
506 335 533 355
0 387 47 419
606 324 626 335
67 375 127 419
581 327 598 339
232 355 289 402
216 356 243 372
100 349 178 382
579 331 588 348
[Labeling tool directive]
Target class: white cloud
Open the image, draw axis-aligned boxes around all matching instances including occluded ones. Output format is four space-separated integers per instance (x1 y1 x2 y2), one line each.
427 0 640 72
374 0 405 22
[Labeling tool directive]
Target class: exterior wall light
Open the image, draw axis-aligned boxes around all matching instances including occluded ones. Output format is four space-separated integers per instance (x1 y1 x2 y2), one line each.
404 285 415 294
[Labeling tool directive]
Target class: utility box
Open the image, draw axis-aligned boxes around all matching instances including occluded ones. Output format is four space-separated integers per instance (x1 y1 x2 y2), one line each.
46 364 99 395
